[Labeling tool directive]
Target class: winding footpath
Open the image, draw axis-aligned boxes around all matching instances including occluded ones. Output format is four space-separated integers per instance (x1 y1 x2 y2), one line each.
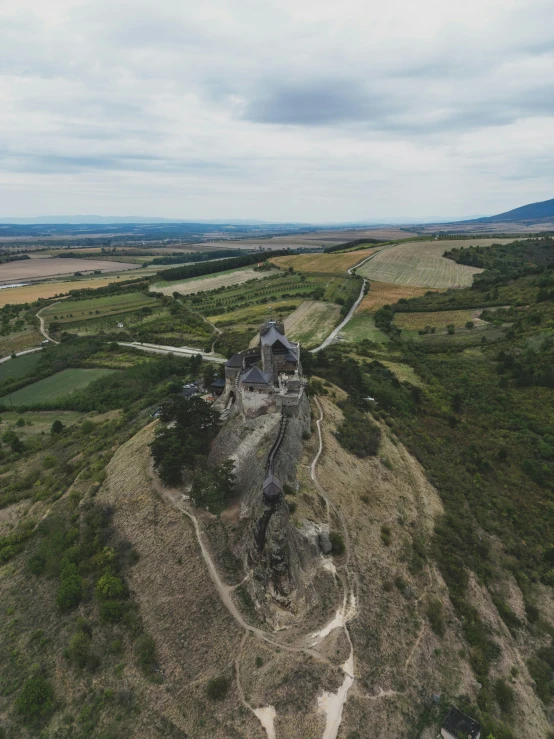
149 398 358 739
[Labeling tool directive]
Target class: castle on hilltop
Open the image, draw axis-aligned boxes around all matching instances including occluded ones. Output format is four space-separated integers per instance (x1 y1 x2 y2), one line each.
221 321 304 418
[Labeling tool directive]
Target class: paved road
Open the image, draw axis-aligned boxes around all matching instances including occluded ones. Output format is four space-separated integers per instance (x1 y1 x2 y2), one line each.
0 346 43 365
117 341 227 363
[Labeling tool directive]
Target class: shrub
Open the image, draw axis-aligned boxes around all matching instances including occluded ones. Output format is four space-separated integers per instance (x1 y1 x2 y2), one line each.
51 420 64 435
100 600 125 623
336 405 381 458
206 675 230 701
329 531 345 555
426 599 445 637
494 678 515 713
16 674 54 720
380 525 391 546
43 455 57 469
135 634 158 677
56 561 82 612
66 631 92 669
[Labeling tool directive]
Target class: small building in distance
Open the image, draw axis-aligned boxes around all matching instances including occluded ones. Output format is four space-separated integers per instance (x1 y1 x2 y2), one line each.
262 473 283 504
210 377 226 396
220 320 304 418
441 706 482 739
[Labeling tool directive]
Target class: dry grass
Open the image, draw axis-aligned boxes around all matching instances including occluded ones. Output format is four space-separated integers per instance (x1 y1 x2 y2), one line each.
284 300 341 347
356 281 436 314
0 258 138 282
357 239 512 288
270 249 376 274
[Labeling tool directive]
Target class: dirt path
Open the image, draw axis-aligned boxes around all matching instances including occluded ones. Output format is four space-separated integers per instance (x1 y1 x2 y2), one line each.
36 301 62 345
148 400 360 738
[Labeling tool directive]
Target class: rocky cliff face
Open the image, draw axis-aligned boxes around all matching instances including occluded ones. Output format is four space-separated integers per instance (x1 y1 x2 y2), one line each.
210 394 319 625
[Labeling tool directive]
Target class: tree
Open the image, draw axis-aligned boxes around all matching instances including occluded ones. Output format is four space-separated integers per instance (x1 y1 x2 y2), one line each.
190 460 235 512
51 419 64 435
150 396 221 485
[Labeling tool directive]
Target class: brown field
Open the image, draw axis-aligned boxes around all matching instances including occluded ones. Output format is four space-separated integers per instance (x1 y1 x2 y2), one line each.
0 258 139 283
356 280 437 314
357 239 514 289
0 275 147 307
270 248 376 274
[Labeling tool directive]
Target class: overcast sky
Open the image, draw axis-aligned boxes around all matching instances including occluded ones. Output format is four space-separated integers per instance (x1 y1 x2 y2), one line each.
1 0 553 222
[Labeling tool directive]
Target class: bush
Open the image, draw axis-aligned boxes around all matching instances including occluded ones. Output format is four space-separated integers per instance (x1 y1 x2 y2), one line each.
100 600 125 623
66 631 92 669
205 675 230 701
329 531 345 555
494 678 515 713
380 525 391 546
135 634 158 677
51 420 64 435
336 404 381 457
56 561 82 612
16 674 54 720
426 599 445 637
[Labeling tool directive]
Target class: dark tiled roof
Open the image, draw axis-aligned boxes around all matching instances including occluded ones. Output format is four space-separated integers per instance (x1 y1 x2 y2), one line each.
211 378 226 388
263 473 283 499
260 325 296 350
284 351 298 362
241 366 272 385
442 707 482 739
226 354 244 368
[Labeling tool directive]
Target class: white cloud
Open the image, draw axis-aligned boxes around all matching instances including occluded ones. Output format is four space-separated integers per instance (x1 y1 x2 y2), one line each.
0 0 553 220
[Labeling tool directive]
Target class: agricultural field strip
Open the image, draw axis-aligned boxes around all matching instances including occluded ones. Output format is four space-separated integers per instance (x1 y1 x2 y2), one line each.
0 368 115 406
0 258 140 283
394 309 487 330
0 275 152 307
284 301 342 346
269 248 376 273
41 293 157 322
358 239 514 289
151 267 272 295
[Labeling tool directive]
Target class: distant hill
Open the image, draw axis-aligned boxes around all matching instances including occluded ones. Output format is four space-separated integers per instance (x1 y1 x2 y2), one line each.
0 216 272 225
473 197 554 223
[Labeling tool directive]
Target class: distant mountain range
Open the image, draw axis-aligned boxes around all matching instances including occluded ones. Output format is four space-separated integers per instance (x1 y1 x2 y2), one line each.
470 197 554 223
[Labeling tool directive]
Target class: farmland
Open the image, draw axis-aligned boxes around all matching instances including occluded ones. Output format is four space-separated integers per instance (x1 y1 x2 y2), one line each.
0 352 41 382
357 239 514 288
283 300 341 347
0 368 114 406
394 308 486 332
151 267 276 296
270 248 376 274
0 274 150 307
0 258 139 283
41 292 158 325
339 314 390 343
355 280 435 314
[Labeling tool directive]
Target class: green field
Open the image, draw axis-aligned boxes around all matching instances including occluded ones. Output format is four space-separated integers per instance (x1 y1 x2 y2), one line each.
339 314 390 343
0 368 114 407
0 352 41 383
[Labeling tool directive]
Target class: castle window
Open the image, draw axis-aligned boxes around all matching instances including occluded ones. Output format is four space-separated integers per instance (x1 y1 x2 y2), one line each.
249 386 254 392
